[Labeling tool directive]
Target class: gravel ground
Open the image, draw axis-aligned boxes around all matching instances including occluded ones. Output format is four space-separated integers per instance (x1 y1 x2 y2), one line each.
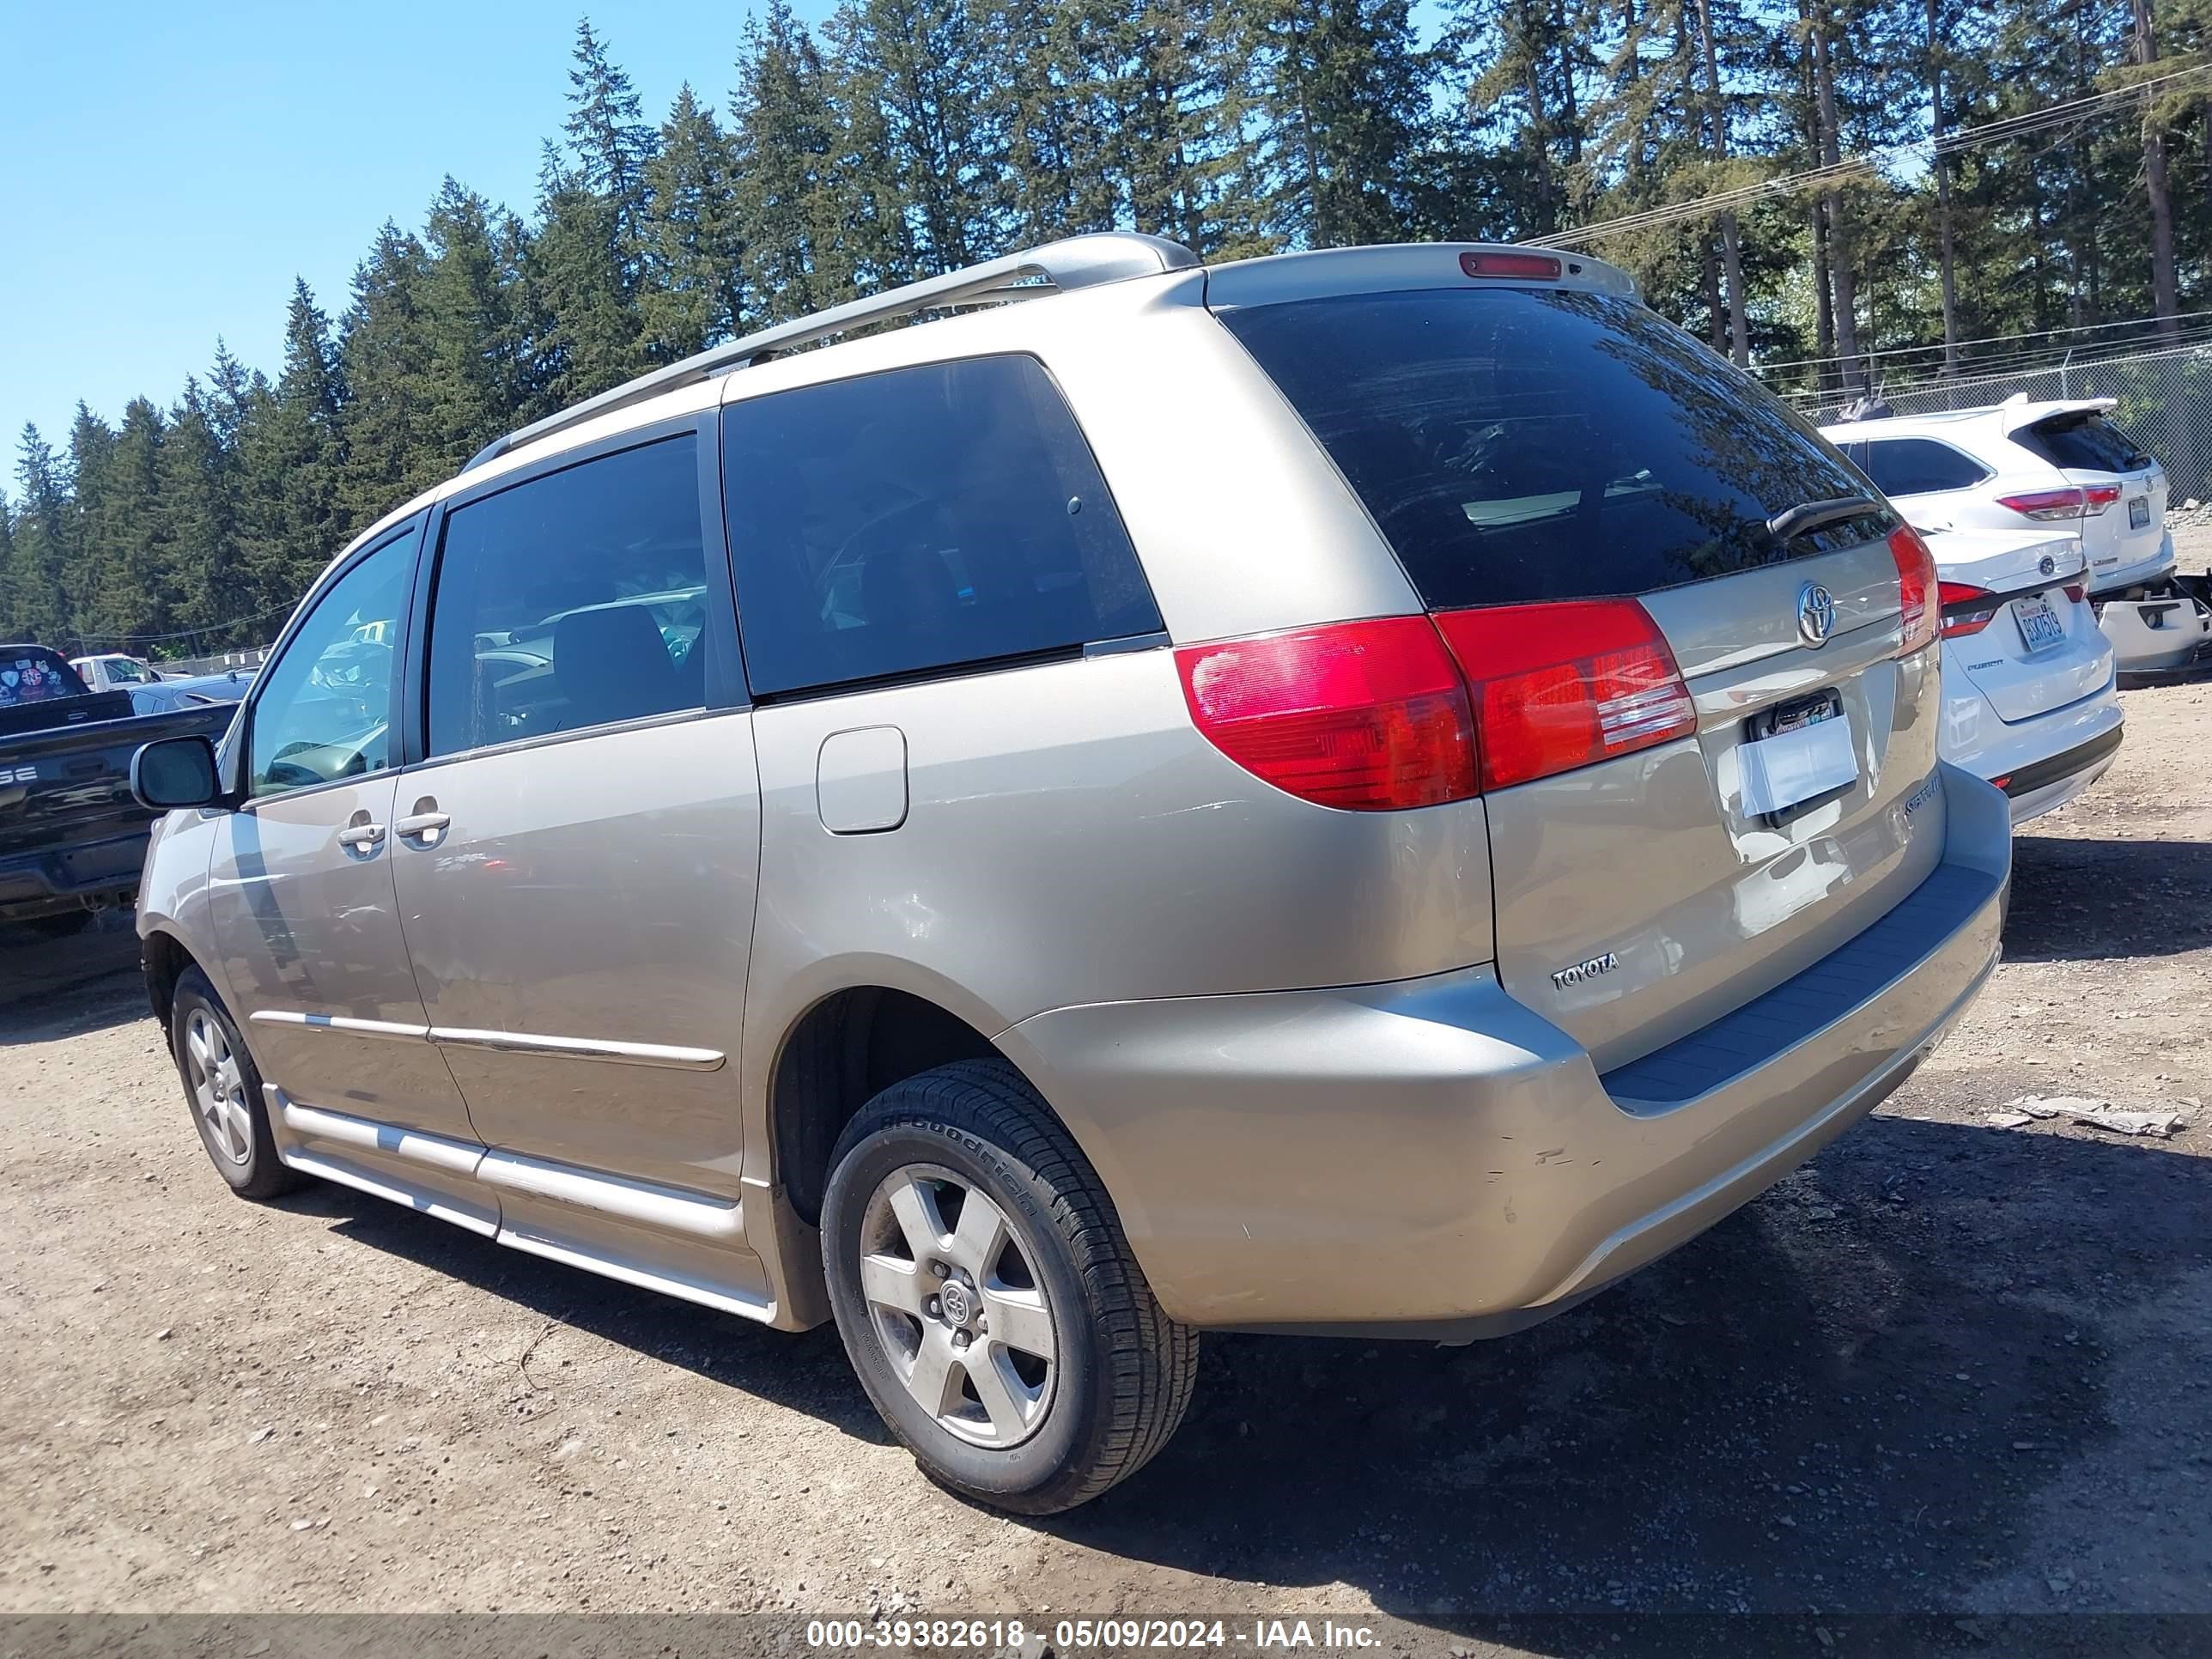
2 684 2208 1654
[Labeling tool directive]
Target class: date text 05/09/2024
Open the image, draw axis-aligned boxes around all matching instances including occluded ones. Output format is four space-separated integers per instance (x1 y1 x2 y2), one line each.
804 1618 1382 1650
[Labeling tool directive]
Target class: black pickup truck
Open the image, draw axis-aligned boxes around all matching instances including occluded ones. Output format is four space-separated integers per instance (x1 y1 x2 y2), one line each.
1 644 236 935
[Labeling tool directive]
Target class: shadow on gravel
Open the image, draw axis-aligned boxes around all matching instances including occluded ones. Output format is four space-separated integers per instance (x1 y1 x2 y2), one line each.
277 1095 2210 1633
284 1182 890 1444
2003 835 2212 963
1036 1113 2210 1630
0 910 146 1041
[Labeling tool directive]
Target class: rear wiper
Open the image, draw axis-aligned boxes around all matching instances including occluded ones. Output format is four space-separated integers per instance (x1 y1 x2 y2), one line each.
1766 495 1881 544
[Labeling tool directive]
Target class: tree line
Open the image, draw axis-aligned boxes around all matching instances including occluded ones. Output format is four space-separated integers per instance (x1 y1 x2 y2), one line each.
5 0 2207 653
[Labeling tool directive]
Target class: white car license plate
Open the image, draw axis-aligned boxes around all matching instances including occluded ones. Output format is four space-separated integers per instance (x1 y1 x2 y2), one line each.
2129 495 2151 529
2014 592 2066 652
1739 707 1857 817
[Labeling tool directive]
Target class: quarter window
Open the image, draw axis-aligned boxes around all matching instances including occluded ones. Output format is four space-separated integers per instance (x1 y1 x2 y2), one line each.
246 532 415 798
720 355 1163 697
425 434 711 758
1857 437 1990 497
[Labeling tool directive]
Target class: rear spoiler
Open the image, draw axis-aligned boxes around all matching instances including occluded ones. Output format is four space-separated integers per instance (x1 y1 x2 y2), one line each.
1997 395 2117 437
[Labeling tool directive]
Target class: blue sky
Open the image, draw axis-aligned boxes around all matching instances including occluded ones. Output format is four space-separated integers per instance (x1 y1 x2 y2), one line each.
0 1 834 475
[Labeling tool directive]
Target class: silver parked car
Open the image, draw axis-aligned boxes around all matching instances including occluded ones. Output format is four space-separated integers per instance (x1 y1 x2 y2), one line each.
131 235 2010 1513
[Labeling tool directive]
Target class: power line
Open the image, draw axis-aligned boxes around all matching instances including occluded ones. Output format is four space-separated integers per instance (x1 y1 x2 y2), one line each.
1771 326 2212 392
1753 307 2212 375
67 596 298 647
1773 333 2212 405
1528 63 2212 249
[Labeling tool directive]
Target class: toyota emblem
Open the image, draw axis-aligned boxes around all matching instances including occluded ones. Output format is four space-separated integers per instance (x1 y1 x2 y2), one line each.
1796 582 1838 647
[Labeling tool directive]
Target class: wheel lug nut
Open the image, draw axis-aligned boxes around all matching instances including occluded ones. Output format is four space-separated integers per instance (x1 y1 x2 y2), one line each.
927 1297 940 1316
953 1331 970 1349
932 1262 950 1279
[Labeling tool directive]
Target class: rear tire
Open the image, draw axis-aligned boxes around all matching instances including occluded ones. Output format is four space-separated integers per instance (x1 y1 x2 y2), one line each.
169 967 305 1200
821 1058 1198 1514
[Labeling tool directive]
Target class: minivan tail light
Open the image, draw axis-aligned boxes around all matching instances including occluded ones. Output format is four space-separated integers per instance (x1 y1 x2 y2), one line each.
1431 600 1696 792
1938 580 1999 639
1175 617 1478 811
1892 524 1939 655
1997 487 2087 522
2081 483 2122 515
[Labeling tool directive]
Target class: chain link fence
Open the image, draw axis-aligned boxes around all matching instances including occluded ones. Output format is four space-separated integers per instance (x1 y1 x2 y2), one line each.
1776 339 2212 511
151 645 272 679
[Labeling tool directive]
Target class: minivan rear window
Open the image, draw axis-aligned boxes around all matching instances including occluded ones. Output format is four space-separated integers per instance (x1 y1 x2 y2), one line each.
1218 288 1889 610
2016 412 2153 475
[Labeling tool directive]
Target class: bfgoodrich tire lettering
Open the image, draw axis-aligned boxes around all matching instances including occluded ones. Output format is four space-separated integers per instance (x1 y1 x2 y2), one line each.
169 966 306 1201
821 1058 1198 1514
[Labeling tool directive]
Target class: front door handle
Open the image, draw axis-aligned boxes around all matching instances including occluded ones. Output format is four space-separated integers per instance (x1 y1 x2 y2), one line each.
337 822 386 850
394 808 451 842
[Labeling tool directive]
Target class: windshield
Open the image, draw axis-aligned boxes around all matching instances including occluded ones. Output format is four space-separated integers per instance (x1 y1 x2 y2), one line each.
99 658 149 683
0 649 89 707
1218 287 1892 609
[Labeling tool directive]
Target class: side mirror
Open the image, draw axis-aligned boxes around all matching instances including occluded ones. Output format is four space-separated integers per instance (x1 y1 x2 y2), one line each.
131 735 226 811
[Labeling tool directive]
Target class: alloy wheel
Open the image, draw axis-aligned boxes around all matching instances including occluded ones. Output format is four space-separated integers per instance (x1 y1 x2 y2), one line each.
184 1008 252 1167
857 1164 1057 1448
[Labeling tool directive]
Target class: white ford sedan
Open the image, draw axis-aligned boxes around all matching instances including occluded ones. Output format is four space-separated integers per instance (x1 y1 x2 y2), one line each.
1923 526 2123 823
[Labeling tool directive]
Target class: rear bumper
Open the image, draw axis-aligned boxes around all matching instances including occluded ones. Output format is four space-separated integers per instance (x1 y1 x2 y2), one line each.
2097 581 2210 673
1938 668 2123 826
1998 724 2125 823
1002 763 2010 1335
2086 532 2174 602
0 827 150 921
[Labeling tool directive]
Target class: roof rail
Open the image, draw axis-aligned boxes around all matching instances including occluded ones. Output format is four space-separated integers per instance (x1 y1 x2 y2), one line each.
462 231 1200 473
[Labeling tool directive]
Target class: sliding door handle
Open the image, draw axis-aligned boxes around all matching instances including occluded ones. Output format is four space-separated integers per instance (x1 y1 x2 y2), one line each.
394 809 451 841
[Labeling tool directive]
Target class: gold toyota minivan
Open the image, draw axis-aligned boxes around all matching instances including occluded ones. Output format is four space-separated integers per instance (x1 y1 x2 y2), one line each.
131 235 2011 1512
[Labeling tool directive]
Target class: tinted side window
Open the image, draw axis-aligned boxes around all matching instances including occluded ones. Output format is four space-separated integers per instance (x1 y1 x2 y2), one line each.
247 533 414 797
1219 288 1888 609
1860 437 1990 496
426 434 709 758
2017 414 2153 473
720 355 1163 697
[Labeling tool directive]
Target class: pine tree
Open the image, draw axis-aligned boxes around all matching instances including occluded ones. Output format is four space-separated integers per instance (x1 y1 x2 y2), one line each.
9 426 73 646
532 22 661 404
420 179 533 469
824 0 1007 280
88 399 169 644
0 492 15 639
1446 0 1597 238
1222 0 1438 248
155 380 242 646
732 2 860 319
975 0 1122 245
565 18 659 260
64 404 117 643
531 151 647 405
235 280 349 616
640 85 748 359
338 222 440 528
1113 0 1261 252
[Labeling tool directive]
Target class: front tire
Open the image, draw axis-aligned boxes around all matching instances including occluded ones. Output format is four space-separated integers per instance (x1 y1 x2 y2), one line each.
821 1059 1198 1514
170 967 305 1200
